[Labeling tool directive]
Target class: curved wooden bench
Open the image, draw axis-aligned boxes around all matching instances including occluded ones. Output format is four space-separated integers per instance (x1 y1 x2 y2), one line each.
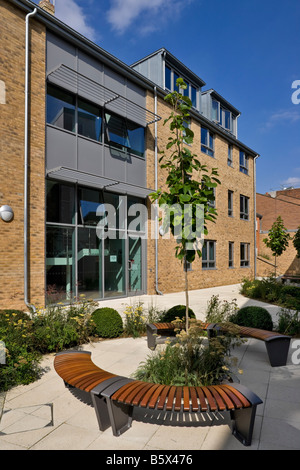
147 322 291 367
54 350 263 446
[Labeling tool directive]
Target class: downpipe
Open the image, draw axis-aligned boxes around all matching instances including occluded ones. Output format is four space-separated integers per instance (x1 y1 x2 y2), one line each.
24 7 37 313
154 86 163 295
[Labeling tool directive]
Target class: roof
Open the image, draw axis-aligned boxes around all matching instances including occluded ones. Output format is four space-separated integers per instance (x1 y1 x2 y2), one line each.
131 47 206 88
202 88 241 116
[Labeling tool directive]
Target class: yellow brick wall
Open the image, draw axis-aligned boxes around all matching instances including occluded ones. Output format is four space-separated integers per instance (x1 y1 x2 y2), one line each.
146 91 255 295
0 1 46 310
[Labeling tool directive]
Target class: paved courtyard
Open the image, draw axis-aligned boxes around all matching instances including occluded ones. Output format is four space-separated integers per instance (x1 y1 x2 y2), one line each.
0 284 300 451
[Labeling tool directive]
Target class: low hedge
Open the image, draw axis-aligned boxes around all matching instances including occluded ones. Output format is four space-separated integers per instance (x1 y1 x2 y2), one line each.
90 307 123 338
230 306 273 331
161 305 196 323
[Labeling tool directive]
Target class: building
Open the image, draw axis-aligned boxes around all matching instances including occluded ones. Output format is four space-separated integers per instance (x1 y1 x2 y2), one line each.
0 0 259 310
256 189 300 278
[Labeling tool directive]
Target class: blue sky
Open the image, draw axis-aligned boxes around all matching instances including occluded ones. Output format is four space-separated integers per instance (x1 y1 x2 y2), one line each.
34 0 300 194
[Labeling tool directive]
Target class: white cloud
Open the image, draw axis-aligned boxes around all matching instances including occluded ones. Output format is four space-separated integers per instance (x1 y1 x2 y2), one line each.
106 0 191 35
54 0 97 42
263 109 300 131
281 177 300 187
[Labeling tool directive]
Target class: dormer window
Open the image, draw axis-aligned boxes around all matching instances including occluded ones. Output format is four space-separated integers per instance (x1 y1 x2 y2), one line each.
164 64 198 108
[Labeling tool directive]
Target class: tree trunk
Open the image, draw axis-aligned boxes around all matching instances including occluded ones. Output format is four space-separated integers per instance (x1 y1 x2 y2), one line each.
184 255 189 331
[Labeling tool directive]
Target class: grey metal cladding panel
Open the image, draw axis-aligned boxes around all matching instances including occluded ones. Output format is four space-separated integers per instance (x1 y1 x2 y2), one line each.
103 145 127 182
77 137 104 176
103 66 126 95
126 81 146 107
78 50 104 84
46 32 77 75
126 156 146 188
46 126 77 171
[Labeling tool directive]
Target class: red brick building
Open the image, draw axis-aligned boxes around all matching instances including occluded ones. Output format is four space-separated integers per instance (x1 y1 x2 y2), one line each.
256 189 300 278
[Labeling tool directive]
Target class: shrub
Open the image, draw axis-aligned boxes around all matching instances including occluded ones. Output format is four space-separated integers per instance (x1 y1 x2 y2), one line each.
32 298 96 353
161 305 196 323
91 307 123 338
279 286 300 310
230 306 273 331
134 320 243 386
123 302 146 338
205 295 238 323
277 308 300 336
0 310 42 391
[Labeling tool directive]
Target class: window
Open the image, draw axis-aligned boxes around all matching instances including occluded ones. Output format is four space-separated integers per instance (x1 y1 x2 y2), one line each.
202 240 216 269
164 64 198 108
47 84 75 132
239 151 249 174
47 180 75 224
212 99 219 122
228 190 233 217
240 243 250 267
240 195 249 220
165 65 172 90
78 98 102 141
105 112 145 158
229 242 234 268
201 127 214 157
228 145 233 166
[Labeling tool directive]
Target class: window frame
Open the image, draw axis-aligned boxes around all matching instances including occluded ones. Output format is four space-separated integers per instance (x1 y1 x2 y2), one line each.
240 195 249 220
228 190 233 217
229 242 234 268
164 64 198 108
239 151 249 174
202 240 216 270
104 111 145 158
228 144 233 166
201 127 214 157
240 242 250 267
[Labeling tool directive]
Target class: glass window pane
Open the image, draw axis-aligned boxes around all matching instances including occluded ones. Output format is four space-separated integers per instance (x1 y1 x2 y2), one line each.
78 187 103 226
78 98 102 141
224 110 231 129
191 86 197 108
165 65 171 90
105 113 129 149
46 226 75 302
47 180 75 224
212 100 219 121
77 227 102 299
209 242 214 261
201 127 207 145
47 85 75 132
173 71 179 91
202 242 207 261
127 120 145 158
104 235 125 297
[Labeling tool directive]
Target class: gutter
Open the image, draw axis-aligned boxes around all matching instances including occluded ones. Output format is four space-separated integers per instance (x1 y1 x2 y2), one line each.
154 86 163 295
253 155 259 280
24 6 37 313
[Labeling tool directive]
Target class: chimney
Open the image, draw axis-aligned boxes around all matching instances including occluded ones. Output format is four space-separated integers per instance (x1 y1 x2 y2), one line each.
38 0 55 15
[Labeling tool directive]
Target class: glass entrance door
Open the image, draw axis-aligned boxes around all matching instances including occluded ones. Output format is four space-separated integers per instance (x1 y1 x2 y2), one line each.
104 237 126 297
128 236 142 294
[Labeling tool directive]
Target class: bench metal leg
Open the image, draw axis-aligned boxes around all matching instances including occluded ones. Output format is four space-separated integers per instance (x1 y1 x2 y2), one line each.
147 324 158 349
230 405 258 446
265 337 291 367
106 399 133 436
91 377 131 432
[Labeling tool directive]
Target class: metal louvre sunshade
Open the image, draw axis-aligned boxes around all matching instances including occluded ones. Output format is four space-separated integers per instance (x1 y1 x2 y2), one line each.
47 64 160 126
46 166 153 198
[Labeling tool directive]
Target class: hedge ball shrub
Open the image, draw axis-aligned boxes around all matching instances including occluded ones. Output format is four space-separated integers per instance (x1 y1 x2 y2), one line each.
230 306 273 331
91 307 123 338
162 305 196 323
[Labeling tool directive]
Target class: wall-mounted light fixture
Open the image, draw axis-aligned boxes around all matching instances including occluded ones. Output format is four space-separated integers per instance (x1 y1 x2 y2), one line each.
0 205 14 222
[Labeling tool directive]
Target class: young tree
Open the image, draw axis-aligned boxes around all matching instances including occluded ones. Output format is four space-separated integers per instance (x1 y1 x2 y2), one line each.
293 226 300 258
150 78 220 330
263 216 291 276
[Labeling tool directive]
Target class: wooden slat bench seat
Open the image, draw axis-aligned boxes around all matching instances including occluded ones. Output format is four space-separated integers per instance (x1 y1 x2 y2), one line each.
147 322 291 367
54 350 263 447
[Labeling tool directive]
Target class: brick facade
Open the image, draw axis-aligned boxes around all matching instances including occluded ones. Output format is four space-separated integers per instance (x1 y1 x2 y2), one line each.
146 92 255 295
0 1 46 310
